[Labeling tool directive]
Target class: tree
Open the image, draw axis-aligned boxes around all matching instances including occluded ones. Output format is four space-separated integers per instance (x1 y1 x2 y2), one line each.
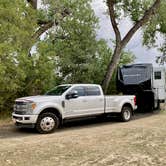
35 1 135 88
0 0 37 111
142 1 166 64
102 0 161 94
0 0 134 115
26 0 70 52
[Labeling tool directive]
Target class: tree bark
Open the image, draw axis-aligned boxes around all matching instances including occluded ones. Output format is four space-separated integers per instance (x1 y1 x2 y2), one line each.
102 45 122 94
27 0 37 9
102 0 161 94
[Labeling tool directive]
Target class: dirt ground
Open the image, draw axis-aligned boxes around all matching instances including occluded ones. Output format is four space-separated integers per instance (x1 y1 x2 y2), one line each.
0 111 166 166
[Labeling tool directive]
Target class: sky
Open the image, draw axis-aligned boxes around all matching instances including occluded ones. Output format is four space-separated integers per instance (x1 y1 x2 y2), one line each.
91 0 161 66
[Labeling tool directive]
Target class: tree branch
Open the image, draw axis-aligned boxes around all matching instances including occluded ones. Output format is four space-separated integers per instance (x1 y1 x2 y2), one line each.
32 21 57 40
33 8 70 40
121 0 161 48
107 0 121 45
27 0 71 40
27 0 37 9
27 0 71 56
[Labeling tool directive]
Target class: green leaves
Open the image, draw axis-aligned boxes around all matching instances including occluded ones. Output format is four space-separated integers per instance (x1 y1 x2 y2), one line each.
0 0 37 111
113 0 166 64
114 0 154 22
0 0 134 113
141 1 166 64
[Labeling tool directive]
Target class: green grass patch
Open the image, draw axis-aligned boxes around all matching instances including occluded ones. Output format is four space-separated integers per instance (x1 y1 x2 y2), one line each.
0 110 12 126
0 110 12 121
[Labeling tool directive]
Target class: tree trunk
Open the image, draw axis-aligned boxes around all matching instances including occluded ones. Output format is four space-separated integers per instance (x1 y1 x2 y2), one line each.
102 45 122 94
27 0 37 9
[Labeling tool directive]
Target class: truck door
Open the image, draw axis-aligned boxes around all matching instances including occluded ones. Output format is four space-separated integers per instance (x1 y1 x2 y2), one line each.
64 85 104 118
64 86 87 118
84 86 104 115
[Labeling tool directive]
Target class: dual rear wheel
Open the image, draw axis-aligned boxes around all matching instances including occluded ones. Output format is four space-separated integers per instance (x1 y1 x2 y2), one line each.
121 106 132 122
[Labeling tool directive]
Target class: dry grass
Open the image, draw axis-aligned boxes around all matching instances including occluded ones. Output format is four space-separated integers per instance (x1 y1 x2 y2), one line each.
0 117 12 127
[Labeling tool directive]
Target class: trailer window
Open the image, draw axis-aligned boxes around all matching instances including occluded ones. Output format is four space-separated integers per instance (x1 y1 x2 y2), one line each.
120 65 151 84
154 71 161 80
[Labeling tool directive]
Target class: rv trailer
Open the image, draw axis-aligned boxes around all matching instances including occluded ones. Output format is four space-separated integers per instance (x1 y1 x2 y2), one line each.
117 63 166 111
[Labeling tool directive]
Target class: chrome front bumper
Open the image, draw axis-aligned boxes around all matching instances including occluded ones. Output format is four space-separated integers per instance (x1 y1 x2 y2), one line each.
12 113 38 124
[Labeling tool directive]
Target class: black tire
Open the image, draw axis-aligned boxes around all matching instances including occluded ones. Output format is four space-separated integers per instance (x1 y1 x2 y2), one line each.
121 106 132 122
36 112 59 134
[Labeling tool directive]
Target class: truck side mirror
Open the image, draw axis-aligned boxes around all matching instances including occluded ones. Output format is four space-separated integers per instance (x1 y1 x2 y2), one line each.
66 91 79 100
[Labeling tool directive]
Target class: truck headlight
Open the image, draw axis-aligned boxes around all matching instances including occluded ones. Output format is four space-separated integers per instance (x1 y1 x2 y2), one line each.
27 102 36 112
31 103 36 110
23 102 36 114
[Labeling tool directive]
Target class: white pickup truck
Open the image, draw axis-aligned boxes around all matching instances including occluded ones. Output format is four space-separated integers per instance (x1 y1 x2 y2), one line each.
12 84 137 133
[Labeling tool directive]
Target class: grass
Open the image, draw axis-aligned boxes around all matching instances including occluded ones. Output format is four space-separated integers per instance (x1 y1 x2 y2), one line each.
0 110 12 126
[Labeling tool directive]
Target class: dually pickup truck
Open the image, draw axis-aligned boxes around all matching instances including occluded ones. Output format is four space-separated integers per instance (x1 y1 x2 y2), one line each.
12 84 137 134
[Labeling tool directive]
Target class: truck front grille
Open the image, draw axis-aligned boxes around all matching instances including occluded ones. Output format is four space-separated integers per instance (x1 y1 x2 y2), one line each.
15 101 26 105
14 110 27 115
14 101 28 114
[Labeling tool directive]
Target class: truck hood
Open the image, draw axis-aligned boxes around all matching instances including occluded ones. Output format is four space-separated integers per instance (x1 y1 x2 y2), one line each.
16 95 62 103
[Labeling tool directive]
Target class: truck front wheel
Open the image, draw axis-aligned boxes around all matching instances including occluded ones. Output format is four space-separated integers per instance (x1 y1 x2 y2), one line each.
121 106 132 122
36 112 59 134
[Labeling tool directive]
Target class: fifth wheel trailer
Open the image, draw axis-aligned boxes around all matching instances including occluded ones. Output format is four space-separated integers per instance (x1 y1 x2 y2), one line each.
117 63 166 111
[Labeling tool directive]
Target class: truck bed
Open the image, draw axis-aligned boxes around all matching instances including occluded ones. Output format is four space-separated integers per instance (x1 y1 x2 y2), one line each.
105 95 136 113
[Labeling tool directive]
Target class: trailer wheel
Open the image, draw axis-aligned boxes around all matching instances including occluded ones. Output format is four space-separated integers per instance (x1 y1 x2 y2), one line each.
121 106 132 122
36 112 59 134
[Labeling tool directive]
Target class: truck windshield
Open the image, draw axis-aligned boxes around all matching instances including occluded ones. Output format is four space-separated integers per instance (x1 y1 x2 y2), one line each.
45 85 71 96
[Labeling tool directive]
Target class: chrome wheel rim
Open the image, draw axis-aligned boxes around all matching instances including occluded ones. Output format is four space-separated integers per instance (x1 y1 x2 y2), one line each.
40 117 55 132
124 109 130 120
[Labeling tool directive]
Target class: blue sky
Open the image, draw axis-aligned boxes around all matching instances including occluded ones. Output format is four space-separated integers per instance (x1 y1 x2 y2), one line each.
92 0 161 66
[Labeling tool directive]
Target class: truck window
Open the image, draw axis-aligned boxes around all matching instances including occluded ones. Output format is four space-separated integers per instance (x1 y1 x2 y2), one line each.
72 86 85 96
45 85 71 95
154 71 161 80
85 86 101 96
